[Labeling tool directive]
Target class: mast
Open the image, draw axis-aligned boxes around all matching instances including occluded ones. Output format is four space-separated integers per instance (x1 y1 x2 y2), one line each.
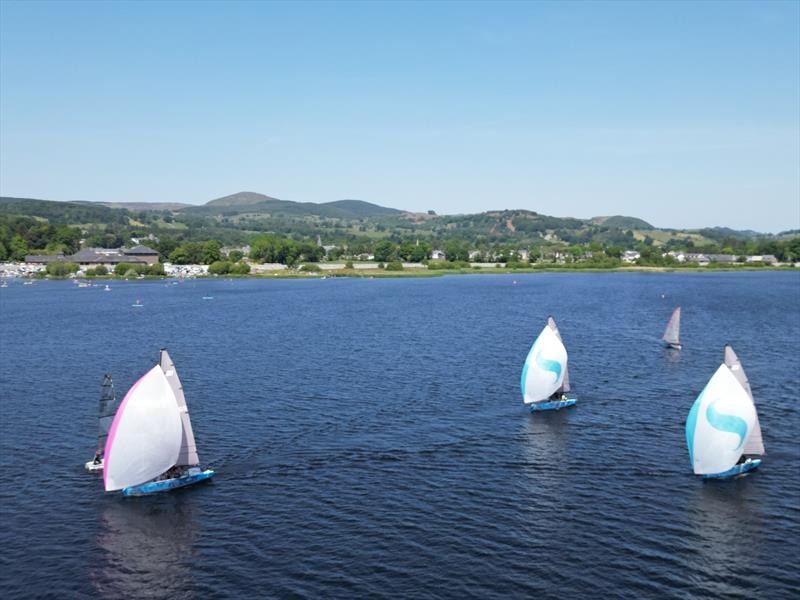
547 316 570 392
159 349 200 466
724 345 764 456
97 374 117 454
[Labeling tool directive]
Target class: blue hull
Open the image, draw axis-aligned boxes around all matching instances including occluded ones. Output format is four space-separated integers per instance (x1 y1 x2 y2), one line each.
530 398 577 412
122 469 215 496
703 459 761 480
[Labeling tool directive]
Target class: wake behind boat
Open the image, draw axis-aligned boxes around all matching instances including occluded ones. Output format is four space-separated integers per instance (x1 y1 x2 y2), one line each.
103 349 214 496
521 316 576 412
662 307 682 349
85 374 118 472
685 345 764 479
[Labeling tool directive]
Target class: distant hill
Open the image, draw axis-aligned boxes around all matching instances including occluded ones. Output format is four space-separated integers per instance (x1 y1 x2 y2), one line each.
184 191 402 220
590 215 654 230
0 196 130 225
206 191 281 206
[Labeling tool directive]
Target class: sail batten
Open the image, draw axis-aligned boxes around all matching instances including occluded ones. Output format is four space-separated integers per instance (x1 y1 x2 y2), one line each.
160 349 200 466
662 307 681 346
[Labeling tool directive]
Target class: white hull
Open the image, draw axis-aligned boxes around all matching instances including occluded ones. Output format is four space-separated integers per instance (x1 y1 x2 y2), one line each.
85 459 103 472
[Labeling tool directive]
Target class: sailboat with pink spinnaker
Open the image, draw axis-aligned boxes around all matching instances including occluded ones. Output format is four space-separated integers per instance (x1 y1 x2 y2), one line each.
103 349 214 496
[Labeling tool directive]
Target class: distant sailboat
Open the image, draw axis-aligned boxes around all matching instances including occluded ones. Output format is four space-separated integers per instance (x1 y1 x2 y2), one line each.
662 307 681 349
85 374 119 472
521 316 576 412
685 346 764 479
103 349 214 496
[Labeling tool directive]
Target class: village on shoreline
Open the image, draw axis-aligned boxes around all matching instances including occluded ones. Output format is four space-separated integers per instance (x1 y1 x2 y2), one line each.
0 242 796 281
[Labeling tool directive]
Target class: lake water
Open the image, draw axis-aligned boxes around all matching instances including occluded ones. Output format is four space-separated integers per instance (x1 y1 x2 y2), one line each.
1 272 799 598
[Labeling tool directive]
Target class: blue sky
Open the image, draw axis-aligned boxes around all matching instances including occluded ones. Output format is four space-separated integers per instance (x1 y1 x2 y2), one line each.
1 0 798 232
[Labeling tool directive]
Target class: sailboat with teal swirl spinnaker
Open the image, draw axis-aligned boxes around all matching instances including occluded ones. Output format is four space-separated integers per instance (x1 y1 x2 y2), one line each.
685 355 761 479
521 317 576 411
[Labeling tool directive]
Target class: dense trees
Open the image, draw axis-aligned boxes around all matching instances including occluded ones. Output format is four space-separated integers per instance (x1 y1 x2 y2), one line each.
0 216 82 259
249 235 323 266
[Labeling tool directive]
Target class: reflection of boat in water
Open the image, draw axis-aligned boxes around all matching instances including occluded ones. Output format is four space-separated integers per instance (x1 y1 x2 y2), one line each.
662 307 682 350
685 345 764 479
85 374 119 472
686 481 763 584
91 500 198 598
103 349 214 496
521 316 577 412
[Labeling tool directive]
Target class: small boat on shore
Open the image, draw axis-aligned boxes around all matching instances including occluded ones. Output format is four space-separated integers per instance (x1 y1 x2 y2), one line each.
103 349 214 496
521 316 576 412
685 345 764 479
85 374 119 472
662 307 682 349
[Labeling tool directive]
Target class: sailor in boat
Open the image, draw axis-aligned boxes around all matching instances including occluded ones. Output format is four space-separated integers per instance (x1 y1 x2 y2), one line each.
93 449 103 465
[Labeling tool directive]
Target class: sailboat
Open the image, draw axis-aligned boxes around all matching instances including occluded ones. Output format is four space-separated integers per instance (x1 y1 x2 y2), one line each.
685 345 764 479
521 316 576 412
85 374 119 472
662 307 681 349
103 349 214 496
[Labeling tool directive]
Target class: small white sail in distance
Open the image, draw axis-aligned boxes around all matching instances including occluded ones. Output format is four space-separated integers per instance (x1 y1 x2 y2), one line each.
103 365 183 491
662 307 681 347
521 323 567 404
159 349 200 466
685 363 756 475
724 345 764 456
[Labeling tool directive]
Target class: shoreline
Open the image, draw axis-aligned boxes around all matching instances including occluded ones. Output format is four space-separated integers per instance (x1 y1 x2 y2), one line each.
3 264 797 282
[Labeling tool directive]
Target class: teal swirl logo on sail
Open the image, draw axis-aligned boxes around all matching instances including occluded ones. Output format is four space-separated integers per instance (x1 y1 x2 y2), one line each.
705 398 748 450
535 350 561 382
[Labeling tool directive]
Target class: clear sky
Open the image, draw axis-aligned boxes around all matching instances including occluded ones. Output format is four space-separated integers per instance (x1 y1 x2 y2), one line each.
1 1 798 232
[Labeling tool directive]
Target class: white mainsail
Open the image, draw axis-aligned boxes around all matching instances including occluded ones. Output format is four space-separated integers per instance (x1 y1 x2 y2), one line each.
547 317 570 393
685 363 756 475
104 366 183 491
159 349 200 466
724 345 764 456
662 307 681 346
97 374 118 453
521 323 568 404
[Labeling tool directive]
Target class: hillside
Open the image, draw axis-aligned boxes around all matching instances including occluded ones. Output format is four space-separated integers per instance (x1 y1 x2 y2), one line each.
0 193 779 252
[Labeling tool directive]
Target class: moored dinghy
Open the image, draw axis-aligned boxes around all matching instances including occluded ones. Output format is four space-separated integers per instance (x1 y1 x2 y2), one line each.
521 316 576 412
103 350 214 496
662 307 682 349
85 374 118 472
685 348 763 479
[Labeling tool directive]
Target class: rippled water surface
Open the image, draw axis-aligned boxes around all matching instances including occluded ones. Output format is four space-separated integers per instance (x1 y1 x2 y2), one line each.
1 272 799 598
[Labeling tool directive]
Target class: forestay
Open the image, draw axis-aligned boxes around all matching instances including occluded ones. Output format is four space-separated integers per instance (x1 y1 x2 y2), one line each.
104 366 183 491
662 307 681 346
724 345 765 456
159 349 200 466
685 363 756 475
521 324 568 404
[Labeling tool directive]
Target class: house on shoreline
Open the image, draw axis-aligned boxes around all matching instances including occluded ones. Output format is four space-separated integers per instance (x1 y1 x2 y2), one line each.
25 245 160 269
